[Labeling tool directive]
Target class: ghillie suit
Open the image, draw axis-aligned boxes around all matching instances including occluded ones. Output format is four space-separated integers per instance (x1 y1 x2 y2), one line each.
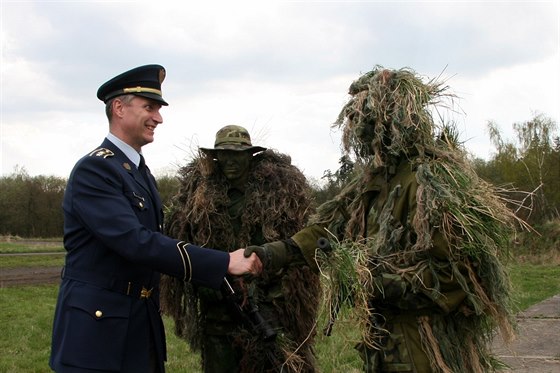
291 66 528 372
160 149 321 373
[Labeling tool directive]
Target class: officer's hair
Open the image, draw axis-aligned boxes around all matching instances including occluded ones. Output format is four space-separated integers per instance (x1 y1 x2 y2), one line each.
105 94 136 121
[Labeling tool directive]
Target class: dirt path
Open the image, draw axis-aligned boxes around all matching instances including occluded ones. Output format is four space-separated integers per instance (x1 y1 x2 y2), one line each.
0 265 61 287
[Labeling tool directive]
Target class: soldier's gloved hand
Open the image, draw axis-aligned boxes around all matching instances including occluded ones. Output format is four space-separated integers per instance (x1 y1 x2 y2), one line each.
244 241 290 273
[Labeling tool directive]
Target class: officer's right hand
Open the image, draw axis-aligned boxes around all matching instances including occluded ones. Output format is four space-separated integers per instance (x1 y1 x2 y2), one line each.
228 248 262 276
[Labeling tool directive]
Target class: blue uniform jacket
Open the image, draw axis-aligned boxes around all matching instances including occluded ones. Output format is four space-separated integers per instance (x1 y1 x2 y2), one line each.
50 138 229 372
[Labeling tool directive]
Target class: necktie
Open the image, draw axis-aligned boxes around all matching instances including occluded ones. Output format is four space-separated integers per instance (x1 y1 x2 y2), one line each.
139 155 160 223
138 154 151 186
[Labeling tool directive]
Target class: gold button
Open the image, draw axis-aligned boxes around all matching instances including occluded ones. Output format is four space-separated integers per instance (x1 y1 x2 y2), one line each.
95 310 103 318
139 202 144 208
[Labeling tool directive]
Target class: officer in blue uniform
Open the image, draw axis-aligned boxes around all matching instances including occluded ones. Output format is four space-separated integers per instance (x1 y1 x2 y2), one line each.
49 64 262 373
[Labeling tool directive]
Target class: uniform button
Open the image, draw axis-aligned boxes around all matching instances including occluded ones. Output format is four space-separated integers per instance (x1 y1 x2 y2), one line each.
139 202 144 208
95 310 103 318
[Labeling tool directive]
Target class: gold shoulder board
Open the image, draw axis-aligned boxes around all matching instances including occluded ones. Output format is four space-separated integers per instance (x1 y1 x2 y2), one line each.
89 148 115 158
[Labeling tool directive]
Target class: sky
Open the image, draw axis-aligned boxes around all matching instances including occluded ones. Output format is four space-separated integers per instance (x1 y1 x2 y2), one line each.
1 0 559 184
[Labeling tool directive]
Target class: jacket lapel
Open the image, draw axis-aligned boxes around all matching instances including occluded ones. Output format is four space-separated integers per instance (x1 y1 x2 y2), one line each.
98 139 160 206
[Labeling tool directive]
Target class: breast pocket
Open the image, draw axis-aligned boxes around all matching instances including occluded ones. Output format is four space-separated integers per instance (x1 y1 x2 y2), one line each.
59 285 131 371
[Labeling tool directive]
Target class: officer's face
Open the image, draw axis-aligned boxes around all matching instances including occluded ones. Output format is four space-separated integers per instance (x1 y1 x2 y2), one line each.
215 150 251 183
117 96 163 151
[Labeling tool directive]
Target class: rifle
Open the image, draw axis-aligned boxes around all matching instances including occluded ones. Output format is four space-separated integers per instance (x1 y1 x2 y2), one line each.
221 277 277 342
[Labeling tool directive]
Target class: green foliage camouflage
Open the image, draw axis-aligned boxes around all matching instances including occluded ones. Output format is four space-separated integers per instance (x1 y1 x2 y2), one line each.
160 149 321 373
313 66 530 372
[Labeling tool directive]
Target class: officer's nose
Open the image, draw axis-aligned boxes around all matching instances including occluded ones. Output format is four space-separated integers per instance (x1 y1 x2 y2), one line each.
153 110 163 124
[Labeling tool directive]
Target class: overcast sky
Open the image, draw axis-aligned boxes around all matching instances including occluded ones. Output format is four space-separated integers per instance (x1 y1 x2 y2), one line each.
1 0 559 184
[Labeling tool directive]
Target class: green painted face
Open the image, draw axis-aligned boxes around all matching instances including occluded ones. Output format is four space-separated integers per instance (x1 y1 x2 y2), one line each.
216 150 252 183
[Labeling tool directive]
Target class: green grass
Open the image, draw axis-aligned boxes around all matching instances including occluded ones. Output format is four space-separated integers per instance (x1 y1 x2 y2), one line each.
508 263 560 311
0 255 64 268
0 239 65 268
0 285 58 372
164 317 203 372
314 315 362 372
0 263 557 372
0 241 64 254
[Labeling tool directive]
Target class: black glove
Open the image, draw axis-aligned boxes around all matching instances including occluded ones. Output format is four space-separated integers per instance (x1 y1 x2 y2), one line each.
244 241 290 272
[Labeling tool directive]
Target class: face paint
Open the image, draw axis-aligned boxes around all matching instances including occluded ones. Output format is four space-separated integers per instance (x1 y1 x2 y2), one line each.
216 150 252 183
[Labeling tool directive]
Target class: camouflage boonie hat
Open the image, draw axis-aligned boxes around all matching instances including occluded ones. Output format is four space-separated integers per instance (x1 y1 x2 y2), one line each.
200 125 266 155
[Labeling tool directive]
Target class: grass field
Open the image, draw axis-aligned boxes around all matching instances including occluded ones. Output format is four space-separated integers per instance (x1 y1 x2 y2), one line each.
0 240 64 254
0 255 64 268
0 240 64 269
0 262 558 372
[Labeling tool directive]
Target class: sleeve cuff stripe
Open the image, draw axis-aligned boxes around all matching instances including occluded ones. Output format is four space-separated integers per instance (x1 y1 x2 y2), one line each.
176 241 192 282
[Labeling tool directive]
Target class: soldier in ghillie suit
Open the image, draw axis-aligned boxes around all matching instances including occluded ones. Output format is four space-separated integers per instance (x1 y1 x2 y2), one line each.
160 125 321 373
246 67 527 372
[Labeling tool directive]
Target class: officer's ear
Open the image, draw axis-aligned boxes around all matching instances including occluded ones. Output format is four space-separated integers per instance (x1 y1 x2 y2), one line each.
112 98 126 119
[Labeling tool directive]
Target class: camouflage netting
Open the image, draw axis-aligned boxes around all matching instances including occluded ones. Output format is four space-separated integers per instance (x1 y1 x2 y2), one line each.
337 66 452 167
160 149 321 373
313 66 529 372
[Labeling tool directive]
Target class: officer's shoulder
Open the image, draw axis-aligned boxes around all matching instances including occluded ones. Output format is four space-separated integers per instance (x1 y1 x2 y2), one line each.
75 147 118 171
88 148 115 159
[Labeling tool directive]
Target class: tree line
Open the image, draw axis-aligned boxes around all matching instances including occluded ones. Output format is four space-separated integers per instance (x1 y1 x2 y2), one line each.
0 167 181 238
475 113 559 223
1 113 558 239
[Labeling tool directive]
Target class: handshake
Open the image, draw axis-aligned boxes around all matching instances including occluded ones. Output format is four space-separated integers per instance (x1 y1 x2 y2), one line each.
243 238 330 274
243 241 294 273
227 241 294 276
229 238 331 275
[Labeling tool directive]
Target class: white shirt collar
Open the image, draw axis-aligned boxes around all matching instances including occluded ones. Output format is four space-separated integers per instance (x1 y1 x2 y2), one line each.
106 132 142 168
